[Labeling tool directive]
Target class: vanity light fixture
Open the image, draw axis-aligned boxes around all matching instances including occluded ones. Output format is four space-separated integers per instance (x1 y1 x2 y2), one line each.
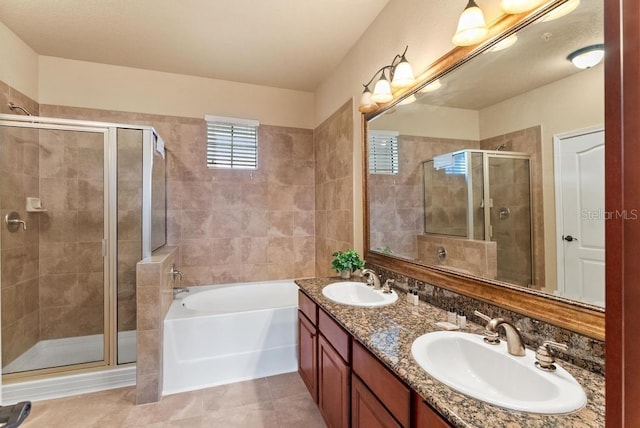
452 0 489 47
542 0 579 21
358 46 416 113
567 44 604 69
500 0 545 14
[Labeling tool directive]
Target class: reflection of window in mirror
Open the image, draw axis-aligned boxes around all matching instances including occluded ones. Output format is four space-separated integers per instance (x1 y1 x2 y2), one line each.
366 0 604 308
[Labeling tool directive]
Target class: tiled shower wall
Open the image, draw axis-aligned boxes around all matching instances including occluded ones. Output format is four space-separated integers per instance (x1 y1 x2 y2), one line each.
40 104 316 287
314 100 354 277
0 82 40 365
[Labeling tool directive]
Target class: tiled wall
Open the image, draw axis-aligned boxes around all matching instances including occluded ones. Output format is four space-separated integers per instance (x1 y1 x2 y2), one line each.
0 82 41 365
40 105 316 286
481 126 544 288
135 246 178 404
368 135 477 260
314 100 353 277
417 234 497 279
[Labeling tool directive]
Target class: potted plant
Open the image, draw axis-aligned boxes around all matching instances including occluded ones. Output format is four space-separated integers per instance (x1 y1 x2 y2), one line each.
331 249 365 279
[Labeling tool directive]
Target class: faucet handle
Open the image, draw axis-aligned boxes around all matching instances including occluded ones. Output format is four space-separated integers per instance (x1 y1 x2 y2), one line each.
535 341 569 372
382 279 394 294
473 310 492 323
473 310 500 345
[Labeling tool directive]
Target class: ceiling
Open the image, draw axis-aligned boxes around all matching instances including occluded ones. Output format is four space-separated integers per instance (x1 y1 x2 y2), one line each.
0 0 390 92
414 0 603 110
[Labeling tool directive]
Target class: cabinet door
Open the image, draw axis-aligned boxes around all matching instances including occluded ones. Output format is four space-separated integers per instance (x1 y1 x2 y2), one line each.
318 334 350 428
412 393 451 428
298 311 318 402
352 375 402 428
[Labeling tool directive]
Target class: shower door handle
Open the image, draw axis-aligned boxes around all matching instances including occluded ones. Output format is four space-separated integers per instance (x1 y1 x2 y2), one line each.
563 235 578 242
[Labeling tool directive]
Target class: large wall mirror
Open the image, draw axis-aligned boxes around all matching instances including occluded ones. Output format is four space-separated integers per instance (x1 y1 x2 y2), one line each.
364 0 604 339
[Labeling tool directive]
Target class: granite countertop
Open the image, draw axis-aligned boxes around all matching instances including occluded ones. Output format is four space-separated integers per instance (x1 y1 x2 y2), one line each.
295 277 605 428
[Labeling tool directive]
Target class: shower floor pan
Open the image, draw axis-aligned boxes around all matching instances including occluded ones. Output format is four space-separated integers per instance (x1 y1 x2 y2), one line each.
3 331 136 374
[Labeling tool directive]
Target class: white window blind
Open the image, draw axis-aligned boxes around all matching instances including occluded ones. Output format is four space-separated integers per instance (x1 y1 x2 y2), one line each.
205 115 259 169
369 130 399 174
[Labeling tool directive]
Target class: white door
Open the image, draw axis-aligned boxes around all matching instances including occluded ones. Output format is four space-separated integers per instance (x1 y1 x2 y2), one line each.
554 128 605 306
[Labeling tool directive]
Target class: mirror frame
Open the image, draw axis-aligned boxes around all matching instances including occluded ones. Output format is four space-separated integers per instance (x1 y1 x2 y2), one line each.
362 0 605 341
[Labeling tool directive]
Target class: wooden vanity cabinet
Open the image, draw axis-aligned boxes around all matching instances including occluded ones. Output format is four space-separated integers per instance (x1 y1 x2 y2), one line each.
297 289 451 428
317 307 351 428
298 309 317 402
352 340 410 427
412 393 452 428
352 375 402 428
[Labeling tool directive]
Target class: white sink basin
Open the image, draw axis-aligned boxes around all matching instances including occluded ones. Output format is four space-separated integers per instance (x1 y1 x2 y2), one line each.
322 281 398 307
411 331 587 414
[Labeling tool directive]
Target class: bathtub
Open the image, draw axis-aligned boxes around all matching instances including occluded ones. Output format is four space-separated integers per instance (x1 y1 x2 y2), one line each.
162 279 299 395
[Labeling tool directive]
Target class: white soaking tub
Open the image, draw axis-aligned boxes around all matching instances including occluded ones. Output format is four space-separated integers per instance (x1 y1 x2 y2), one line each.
162 279 299 395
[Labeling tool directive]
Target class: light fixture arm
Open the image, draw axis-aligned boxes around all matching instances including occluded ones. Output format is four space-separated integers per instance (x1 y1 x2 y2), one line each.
361 45 411 90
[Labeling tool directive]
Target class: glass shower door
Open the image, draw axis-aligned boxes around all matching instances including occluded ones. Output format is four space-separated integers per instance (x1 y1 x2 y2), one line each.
488 156 533 286
1 125 108 375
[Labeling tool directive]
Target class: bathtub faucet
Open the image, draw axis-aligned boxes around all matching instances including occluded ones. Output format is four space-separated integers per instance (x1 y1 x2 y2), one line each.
171 264 183 282
173 287 189 299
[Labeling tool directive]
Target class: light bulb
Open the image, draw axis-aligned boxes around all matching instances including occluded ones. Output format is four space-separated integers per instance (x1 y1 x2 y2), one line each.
359 87 378 113
452 0 489 47
391 58 416 88
372 74 393 103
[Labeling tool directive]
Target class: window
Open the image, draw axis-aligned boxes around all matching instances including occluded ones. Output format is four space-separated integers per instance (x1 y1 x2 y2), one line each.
205 115 259 169
369 130 399 174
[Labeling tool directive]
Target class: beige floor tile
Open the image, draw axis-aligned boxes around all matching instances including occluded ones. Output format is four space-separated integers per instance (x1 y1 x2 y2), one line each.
266 371 308 399
20 373 324 428
202 402 279 428
202 378 272 412
273 392 326 428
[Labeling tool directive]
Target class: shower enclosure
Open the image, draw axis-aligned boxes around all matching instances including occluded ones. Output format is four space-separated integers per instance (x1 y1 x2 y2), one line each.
0 113 166 381
423 149 533 286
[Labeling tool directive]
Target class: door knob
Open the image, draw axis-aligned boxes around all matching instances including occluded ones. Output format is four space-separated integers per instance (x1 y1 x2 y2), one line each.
563 235 577 242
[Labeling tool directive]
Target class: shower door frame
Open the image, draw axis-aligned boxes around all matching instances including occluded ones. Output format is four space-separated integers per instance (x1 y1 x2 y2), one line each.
0 114 159 382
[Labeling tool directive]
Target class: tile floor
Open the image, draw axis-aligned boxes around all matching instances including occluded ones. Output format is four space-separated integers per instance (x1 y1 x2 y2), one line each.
21 372 326 428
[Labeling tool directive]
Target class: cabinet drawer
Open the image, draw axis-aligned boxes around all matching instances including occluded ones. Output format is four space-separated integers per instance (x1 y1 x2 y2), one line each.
298 290 317 325
352 341 410 427
318 309 350 363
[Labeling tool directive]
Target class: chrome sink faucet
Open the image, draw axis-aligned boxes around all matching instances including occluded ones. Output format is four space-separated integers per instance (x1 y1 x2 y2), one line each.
360 269 381 290
474 310 526 356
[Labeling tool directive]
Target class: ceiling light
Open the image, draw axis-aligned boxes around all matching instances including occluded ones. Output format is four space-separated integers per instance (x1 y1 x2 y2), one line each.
391 55 416 89
372 71 393 103
567 44 604 69
488 34 518 52
542 0 580 22
359 86 378 113
500 0 545 14
452 0 489 47
359 46 416 112
420 79 442 93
